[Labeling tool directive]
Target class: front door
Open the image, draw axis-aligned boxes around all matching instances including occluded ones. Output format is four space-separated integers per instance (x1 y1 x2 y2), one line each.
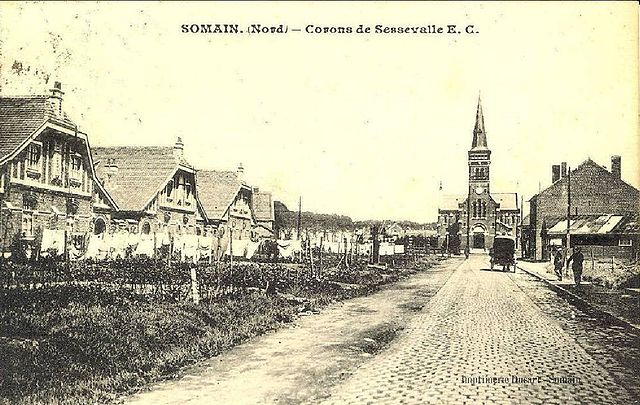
473 232 485 249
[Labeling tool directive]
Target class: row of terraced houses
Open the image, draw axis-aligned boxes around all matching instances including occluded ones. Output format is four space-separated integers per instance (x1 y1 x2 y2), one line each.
0 83 274 260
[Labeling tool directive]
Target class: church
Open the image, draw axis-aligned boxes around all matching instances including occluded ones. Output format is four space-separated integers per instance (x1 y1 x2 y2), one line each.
437 97 521 251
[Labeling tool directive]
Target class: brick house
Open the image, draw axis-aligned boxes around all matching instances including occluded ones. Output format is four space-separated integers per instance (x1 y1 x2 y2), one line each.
0 82 115 257
251 187 275 237
437 97 520 251
92 138 208 238
196 166 256 240
525 157 640 261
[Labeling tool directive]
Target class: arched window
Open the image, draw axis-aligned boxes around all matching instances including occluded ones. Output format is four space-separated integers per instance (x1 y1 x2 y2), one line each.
141 221 151 235
93 218 106 235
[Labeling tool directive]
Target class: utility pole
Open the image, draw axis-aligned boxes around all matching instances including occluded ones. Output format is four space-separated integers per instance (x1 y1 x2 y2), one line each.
566 166 571 265
296 196 302 241
466 184 471 252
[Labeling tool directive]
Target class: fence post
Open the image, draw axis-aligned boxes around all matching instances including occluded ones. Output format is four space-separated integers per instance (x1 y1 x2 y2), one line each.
190 266 200 304
319 237 323 278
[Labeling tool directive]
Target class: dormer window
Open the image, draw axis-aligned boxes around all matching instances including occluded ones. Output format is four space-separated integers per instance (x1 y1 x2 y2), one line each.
185 183 192 206
68 154 83 187
25 142 42 179
165 180 174 202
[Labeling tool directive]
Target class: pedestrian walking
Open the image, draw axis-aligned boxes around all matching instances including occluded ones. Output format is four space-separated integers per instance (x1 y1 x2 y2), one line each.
553 248 564 281
567 246 585 286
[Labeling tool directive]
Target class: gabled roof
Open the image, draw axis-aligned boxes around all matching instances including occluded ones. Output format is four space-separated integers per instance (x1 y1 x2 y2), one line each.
528 158 640 201
93 146 193 211
0 95 78 162
197 170 246 220
252 190 274 222
491 193 518 210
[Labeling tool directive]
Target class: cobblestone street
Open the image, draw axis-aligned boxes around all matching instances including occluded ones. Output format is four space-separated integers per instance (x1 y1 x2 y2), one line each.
125 255 640 405
320 254 638 405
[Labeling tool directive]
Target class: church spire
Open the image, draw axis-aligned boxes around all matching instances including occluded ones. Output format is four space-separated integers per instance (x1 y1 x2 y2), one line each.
471 94 488 150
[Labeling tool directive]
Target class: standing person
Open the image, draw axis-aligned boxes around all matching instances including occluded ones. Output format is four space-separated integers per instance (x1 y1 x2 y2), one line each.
464 244 470 259
553 248 564 281
567 246 585 286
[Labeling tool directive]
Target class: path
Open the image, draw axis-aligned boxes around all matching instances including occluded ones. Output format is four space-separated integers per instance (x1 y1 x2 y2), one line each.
125 258 461 404
320 254 634 404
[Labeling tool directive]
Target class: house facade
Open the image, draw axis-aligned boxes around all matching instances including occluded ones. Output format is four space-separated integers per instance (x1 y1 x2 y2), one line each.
92 138 208 238
0 82 115 257
437 97 520 251
197 167 256 241
526 157 640 261
252 188 275 237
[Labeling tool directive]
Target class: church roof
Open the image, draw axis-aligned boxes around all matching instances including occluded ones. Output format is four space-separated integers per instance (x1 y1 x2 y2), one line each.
471 95 488 151
438 194 464 211
491 193 519 210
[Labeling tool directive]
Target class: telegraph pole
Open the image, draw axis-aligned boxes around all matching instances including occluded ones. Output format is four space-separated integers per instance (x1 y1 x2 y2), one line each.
296 196 302 241
566 166 571 263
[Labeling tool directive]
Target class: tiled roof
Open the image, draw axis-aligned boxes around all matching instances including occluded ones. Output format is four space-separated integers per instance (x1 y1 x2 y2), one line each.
491 193 518 210
0 96 77 161
252 190 274 222
197 170 243 220
93 146 191 211
529 158 639 201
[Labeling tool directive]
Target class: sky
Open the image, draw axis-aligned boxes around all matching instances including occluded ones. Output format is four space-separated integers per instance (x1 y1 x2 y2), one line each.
0 2 638 222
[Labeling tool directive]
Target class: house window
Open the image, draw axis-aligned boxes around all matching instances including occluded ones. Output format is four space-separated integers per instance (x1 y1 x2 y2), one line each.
50 141 63 185
71 155 82 172
21 212 33 238
185 183 192 206
27 144 41 168
619 238 632 247
165 180 174 201
25 143 42 179
69 155 82 184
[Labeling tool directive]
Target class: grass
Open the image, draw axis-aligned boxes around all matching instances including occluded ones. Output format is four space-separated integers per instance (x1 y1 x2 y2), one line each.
0 256 442 404
0 288 299 404
582 259 640 289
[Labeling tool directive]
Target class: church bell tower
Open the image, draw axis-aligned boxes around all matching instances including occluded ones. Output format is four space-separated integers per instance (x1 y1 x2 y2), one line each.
468 95 491 196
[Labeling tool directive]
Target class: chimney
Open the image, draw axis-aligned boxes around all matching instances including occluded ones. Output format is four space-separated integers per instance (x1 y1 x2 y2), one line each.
237 163 244 182
611 155 621 180
173 136 184 161
49 81 64 116
560 162 567 178
552 165 561 183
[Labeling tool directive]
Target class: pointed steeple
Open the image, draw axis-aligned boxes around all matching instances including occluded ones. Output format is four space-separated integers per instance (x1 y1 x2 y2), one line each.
471 94 488 150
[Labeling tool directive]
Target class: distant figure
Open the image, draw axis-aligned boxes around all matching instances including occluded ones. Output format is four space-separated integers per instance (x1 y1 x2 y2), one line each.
464 245 470 259
567 247 585 286
553 248 564 281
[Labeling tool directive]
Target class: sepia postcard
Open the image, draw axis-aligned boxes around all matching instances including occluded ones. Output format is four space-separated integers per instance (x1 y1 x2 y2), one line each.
0 2 638 404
